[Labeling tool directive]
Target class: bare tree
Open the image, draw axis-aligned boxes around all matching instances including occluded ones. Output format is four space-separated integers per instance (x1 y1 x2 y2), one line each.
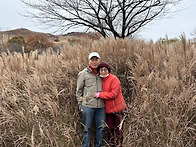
22 0 182 38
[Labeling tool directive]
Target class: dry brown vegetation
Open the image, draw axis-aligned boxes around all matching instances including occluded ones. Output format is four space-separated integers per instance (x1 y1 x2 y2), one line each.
0 36 195 146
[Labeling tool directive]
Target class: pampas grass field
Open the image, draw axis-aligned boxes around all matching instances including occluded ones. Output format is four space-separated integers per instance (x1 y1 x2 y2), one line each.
0 36 195 147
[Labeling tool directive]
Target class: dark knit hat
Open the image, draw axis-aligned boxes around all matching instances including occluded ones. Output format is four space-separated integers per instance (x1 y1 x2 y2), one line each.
98 61 111 73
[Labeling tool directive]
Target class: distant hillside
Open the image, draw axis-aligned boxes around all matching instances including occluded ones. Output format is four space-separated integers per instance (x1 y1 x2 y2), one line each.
0 28 57 44
0 28 54 37
0 28 102 44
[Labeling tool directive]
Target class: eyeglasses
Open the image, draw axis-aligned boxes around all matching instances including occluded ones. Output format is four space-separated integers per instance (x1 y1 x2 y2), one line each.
100 68 108 72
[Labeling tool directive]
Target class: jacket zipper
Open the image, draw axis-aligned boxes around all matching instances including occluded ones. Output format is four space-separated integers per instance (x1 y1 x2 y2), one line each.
96 75 98 108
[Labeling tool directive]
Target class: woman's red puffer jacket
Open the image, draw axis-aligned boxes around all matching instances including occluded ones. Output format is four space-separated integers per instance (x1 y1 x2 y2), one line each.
99 73 127 114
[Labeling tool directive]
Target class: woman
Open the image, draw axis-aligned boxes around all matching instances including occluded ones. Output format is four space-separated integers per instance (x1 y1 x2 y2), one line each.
93 61 127 147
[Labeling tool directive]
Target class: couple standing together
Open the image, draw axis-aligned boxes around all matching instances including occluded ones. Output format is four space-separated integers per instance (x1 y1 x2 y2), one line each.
76 52 127 147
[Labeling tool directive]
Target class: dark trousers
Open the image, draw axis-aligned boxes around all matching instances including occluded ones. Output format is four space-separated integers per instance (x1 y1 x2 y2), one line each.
106 112 124 147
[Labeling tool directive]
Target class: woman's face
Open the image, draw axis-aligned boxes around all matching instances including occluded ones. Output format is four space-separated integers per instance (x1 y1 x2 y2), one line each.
100 67 109 77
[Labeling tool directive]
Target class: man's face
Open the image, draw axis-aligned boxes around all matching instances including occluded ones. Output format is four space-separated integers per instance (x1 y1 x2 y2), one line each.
89 57 100 69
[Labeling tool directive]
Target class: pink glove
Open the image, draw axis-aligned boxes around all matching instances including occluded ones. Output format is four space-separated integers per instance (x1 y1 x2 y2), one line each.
94 93 100 98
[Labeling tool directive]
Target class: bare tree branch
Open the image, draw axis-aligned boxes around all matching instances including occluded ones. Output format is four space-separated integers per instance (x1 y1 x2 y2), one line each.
21 0 182 38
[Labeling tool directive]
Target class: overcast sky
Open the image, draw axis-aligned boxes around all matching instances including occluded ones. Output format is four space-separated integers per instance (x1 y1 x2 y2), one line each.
0 0 196 41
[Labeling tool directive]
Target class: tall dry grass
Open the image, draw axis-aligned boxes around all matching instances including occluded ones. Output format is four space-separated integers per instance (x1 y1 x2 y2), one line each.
0 37 195 146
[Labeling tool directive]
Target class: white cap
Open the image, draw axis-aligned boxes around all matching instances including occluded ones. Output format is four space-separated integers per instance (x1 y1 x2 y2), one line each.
88 52 100 60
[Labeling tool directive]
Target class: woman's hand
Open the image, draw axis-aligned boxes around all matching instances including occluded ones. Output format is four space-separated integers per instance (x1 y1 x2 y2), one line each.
93 93 99 98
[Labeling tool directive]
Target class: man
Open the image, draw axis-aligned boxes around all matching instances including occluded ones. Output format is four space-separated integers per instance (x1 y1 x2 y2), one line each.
76 52 105 147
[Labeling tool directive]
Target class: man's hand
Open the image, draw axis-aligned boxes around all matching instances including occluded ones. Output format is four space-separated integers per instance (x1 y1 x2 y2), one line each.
79 105 83 112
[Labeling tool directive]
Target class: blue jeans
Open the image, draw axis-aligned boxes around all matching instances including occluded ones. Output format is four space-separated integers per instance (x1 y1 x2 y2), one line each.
82 106 105 147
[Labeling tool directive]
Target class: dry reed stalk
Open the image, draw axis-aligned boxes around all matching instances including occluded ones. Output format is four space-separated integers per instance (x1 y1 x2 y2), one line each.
180 33 188 66
31 126 35 147
190 61 196 79
0 37 195 146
